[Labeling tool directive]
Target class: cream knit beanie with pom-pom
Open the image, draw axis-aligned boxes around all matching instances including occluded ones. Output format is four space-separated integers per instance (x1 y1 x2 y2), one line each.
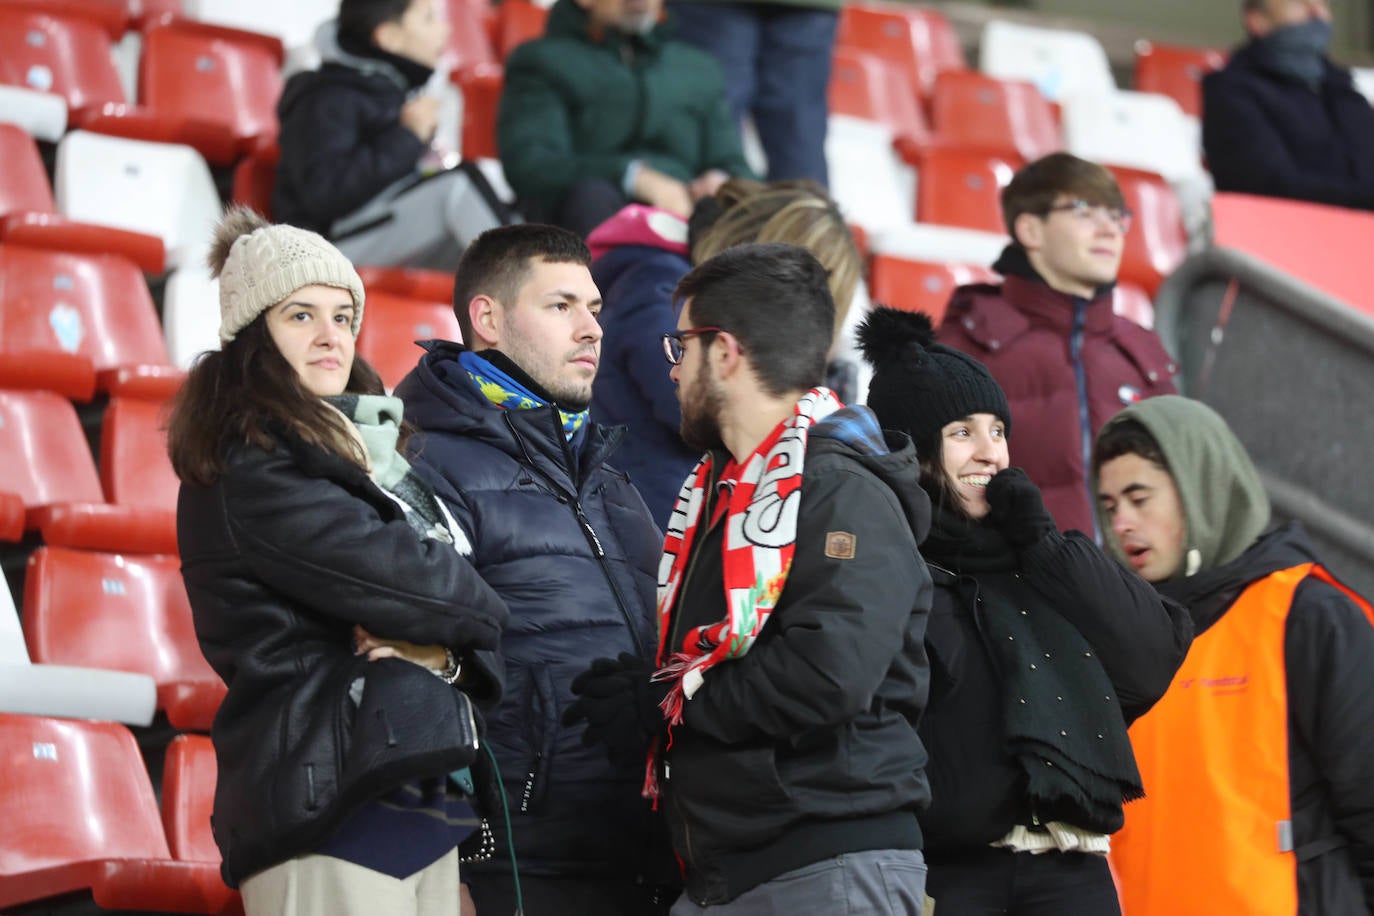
210 206 366 344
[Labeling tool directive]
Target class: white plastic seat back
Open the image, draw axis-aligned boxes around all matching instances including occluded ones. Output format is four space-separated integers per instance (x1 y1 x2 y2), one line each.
182 0 336 50
0 86 69 142
1063 89 1204 182
826 114 917 235
1352 67 1374 104
0 568 157 726
55 130 223 268
163 257 222 369
868 222 1009 266
980 20 1116 102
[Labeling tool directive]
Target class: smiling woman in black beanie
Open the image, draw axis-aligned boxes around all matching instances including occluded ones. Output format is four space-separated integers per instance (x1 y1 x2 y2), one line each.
858 307 1193 916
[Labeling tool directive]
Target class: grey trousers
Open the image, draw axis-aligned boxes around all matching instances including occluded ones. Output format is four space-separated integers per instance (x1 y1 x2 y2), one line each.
240 847 459 916
331 168 511 272
671 849 928 915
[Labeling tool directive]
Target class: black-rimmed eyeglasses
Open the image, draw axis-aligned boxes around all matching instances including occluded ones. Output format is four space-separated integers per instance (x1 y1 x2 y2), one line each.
1043 198 1134 233
662 327 725 365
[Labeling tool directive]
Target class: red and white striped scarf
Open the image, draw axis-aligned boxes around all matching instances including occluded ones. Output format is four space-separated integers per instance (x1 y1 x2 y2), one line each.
644 388 842 798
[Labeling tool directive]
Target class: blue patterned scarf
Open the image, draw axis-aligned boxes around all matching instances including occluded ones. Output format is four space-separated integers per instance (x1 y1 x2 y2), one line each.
458 350 589 439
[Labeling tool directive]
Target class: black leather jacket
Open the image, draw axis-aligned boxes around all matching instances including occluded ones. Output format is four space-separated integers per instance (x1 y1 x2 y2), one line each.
177 432 508 886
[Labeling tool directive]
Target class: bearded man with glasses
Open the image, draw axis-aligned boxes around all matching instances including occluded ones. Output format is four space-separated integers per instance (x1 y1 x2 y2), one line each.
938 152 1178 540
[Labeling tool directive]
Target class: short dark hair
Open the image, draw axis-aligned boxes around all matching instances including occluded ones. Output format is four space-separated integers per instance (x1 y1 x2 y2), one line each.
673 242 833 397
1092 417 1169 475
338 0 414 47
1001 152 1125 241
451 224 591 344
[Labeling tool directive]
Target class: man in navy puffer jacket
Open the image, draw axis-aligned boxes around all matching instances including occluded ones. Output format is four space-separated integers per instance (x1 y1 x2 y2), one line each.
394 224 672 915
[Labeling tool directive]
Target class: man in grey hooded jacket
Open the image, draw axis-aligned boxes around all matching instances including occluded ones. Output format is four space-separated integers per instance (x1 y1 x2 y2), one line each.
1092 395 1374 915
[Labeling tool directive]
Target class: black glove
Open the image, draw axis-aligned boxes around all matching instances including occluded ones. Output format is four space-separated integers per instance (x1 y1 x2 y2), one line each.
563 652 669 764
985 467 1057 548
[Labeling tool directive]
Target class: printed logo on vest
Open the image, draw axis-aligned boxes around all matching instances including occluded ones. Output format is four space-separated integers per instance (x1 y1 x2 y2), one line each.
824 531 856 560
1178 674 1249 695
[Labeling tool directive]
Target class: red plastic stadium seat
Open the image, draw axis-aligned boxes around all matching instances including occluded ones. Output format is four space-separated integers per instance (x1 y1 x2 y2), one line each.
0 243 183 398
24 546 226 730
836 2 965 104
0 714 239 913
136 19 284 166
456 62 503 160
490 0 548 59
0 491 23 542
829 47 931 151
1132 40 1226 119
163 735 226 864
1113 281 1155 328
444 0 497 69
357 265 456 303
230 139 280 218
357 290 464 388
0 123 55 218
1107 165 1188 296
915 147 1022 233
869 255 998 325
930 70 1061 162
0 6 127 119
102 396 180 514
0 389 104 511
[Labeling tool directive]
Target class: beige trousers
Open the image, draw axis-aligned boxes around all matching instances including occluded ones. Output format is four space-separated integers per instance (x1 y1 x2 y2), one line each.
241 848 459 916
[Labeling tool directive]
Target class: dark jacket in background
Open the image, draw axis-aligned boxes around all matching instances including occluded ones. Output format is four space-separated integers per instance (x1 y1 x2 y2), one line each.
939 248 1177 536
1202 40 1374 211
591 242 700 528
1158 524 1374 913
497 0 754 210
919 527 1191 855
177 434 507 886
661 415 933 906
393 341 665 886
273 24 427 233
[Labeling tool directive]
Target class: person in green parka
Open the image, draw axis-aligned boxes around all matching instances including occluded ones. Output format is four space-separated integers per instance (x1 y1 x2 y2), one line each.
496 0 756 236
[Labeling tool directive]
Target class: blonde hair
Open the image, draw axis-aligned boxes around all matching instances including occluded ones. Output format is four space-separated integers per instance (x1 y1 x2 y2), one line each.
691 179 862 339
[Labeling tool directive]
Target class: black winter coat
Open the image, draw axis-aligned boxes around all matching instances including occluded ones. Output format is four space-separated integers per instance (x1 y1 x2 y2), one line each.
1202 41 1374 210
1158 524 1374 914
660 418 933 906
177 433 508 887
920 527 1192 856
273 50 426 233
393 341 665 883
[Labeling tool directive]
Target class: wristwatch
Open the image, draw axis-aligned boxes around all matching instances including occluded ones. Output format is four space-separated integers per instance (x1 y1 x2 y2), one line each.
433 648 462 685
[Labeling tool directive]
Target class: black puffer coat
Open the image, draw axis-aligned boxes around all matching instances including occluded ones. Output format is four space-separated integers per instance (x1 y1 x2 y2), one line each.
177 432 508 887
394 341 664 883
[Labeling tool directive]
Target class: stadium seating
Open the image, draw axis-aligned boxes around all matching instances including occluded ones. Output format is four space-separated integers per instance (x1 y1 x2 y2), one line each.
0 4 127 121
1113 281 1155 328
230 139 281 217
929 70 1061 162
1132 40 1226 119
444 0 497 69
869 255 998 323
979 20 1117 103
456 62 503 161
0 243 183 398
914 146 1021 233
829 47 931 152
825 114 918 234
357 290 463 389
1354 67 1374 104
0 713 239 913
836 2 965 104
1062 89 1203 184
101 395 180 512
490 0 548 59
162 262 222 369
0 124 56 219
0 389 104 515
55 130 223 268
162 734 225 866
24 546 226 731
0 566 158 725
1108 165 1188 296
181 0 334 50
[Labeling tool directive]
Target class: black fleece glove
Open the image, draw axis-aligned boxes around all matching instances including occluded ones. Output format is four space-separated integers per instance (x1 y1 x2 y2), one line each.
986 467 1058 548
563 652 669 764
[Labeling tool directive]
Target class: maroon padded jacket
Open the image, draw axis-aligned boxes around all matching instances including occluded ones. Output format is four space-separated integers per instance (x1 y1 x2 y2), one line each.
938 259 1177 536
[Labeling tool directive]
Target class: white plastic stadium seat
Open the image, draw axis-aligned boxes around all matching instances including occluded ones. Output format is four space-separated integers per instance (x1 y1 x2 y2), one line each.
182 0 337 51
1352 67 1374 104
980 20 1116 103
0 567 157 726
867 221 1009 267
162 255 223 369
54 130 223 269
1062 89 1203 183
825 114 918 235
0 87 68 142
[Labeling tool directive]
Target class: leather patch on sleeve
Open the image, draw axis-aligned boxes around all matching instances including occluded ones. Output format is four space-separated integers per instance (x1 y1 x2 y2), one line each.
824 531 856 560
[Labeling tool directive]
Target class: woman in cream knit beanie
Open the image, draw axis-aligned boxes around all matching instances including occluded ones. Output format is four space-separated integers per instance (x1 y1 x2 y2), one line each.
166 207 508 916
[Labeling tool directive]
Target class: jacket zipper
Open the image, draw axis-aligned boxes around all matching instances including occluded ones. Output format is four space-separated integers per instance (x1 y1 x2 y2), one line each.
1069 299 1101 541
503 412 646 655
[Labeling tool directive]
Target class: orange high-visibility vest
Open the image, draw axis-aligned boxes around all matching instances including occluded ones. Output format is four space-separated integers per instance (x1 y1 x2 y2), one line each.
1111 563 1374 916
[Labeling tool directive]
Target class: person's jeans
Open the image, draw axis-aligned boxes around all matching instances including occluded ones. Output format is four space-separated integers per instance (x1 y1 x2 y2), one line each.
669 1 837 186
925 847 1122 916
670 849 927 915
